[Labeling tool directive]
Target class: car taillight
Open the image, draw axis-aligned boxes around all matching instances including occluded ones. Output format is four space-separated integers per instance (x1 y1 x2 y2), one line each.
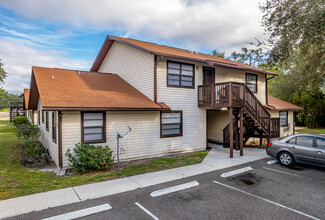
267 142 273 147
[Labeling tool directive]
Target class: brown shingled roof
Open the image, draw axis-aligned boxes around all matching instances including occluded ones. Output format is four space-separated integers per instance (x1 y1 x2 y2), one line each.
91 35 277 76
23 89 30 110
28 66 168 111
265 95 303 111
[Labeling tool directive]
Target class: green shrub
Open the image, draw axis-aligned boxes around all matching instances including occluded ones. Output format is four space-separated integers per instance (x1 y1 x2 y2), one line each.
16 122 51 166
13 116 29 127
66 143 113 173
20 136 51 166
17 123 39 137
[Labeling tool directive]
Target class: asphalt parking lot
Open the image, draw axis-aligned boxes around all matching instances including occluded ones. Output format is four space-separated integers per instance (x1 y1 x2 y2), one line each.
9 158 325 220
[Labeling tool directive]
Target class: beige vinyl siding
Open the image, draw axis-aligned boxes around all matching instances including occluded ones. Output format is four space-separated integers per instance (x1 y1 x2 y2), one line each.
61 111 81 167
268 110 294 136
214 66 266 105
33 111 37 125
61 111 205 167
157 57 206 153
37 99 59 166
98 41 155 101
27 110 33 124
207 110 229 142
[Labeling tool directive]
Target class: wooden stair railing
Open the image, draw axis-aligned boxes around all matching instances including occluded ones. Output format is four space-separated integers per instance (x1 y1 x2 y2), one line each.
223 118 237 145
200 82 272 145
242 86 271 136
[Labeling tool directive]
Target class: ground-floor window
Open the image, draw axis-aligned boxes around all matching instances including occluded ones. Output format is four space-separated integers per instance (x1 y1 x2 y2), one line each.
37 110 40 126
52 112 56 143
81 112 106 143
279 111 288 126
160 111 183 138
46 111 49 131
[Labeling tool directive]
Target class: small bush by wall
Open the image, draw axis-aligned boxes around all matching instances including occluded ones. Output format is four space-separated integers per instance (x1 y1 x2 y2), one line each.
15 120 52 166
20 136 51 166
17 123 39 137
66 143 113 173
13 116 29 127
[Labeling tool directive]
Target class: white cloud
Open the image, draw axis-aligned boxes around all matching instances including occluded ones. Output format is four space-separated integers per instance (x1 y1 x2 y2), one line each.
0 38 92 94
0 0 268 93
0 0 267 52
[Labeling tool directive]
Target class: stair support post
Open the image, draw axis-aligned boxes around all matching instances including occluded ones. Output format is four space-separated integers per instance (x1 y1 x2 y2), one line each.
240 108 244 156
229 107 234 158
236 118 239 150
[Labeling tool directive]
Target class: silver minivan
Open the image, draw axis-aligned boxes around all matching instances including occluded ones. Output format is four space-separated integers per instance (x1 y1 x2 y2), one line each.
266 134 325 167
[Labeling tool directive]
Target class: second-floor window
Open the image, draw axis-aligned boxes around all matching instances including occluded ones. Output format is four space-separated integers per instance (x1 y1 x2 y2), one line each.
167 61 194 88
42 110 44 124
246 73 257 93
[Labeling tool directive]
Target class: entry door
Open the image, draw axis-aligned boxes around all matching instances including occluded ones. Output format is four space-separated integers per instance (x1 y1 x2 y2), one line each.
315 137 325 165
203 67 215 85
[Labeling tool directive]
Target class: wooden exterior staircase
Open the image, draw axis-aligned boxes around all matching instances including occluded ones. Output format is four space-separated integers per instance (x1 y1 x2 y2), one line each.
198 82 278 157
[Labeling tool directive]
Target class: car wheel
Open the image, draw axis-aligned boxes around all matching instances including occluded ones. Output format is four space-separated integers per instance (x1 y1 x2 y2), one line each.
278 152 294 167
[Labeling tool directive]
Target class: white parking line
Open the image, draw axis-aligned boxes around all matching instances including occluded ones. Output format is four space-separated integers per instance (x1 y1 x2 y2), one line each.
267 159 279 165
262 167 304 178
150 181 199 197
220 166 252 178
42 203 112 220
135 202 159 220
213 181 320 220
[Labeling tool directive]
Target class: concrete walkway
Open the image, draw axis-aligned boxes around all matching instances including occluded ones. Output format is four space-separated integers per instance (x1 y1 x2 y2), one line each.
0 147 269 219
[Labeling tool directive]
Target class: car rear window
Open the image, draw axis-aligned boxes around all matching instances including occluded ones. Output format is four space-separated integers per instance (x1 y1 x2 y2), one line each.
316 137 325 149
296 136 314 147
287 138 296 144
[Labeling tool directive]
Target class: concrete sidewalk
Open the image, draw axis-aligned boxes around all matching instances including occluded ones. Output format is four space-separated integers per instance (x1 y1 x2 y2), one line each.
0 147 269 219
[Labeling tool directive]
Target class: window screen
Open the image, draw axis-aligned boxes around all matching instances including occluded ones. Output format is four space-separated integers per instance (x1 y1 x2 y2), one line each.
38 110 40 126
280 111 288 126
46 111 49 131
52 112 56 143
161 111 182 137
82 112 105 143
246 73 257 93
167 61 194 88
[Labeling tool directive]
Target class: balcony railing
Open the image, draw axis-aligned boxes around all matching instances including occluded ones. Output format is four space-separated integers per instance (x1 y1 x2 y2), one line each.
198 82 271 136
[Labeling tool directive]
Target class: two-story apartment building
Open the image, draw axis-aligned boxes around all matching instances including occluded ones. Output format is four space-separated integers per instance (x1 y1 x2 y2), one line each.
23 35 302 168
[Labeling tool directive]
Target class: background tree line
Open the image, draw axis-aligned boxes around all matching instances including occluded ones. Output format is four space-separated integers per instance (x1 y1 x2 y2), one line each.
212 0 325 128
0 59 22 111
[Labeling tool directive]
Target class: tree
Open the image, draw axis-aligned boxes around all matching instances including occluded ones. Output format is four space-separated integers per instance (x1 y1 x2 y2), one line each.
211 47 266 69
229 47 265 68
260 0 325 127
211 49 225 58
0 92 23 109
0 59 7 101
260 0 325 91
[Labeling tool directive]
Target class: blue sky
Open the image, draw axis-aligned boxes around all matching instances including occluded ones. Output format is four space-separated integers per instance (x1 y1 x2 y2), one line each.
0 0 266 94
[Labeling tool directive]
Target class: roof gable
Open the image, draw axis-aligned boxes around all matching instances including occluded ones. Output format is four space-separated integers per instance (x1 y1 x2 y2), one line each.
91 35 277 76
29 66 167 111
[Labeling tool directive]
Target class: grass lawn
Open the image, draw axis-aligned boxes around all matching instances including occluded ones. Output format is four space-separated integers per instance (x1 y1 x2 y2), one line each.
0 120 208 200
295 128 325 134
